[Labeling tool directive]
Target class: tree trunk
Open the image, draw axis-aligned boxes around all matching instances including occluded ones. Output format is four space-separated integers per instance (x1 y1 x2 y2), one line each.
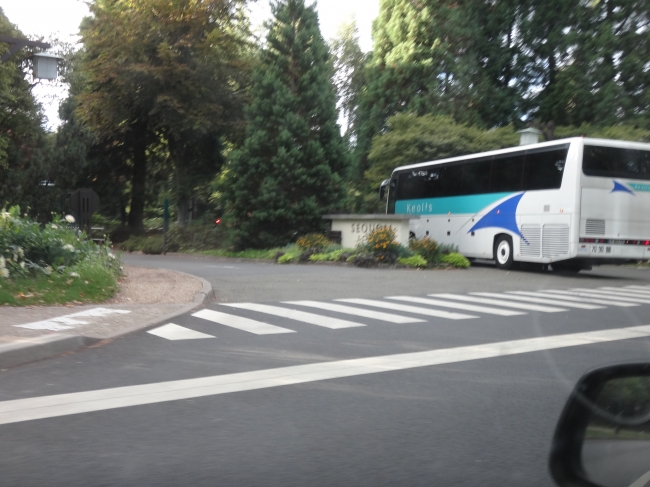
169 136 191 227
127 134 147 232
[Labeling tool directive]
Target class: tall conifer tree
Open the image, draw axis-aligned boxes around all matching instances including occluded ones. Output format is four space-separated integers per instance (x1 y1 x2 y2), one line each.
223 0 347 249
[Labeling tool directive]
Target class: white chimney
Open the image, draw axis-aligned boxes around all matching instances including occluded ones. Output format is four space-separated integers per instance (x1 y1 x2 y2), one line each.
517 128 542 146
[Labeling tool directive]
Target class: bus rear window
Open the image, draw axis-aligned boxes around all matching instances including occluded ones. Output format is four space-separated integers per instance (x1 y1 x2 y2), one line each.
583 145 650 181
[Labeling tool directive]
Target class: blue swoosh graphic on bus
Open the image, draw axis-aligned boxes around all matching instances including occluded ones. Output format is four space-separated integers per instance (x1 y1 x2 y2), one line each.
611 181 635 195
468 193 528 243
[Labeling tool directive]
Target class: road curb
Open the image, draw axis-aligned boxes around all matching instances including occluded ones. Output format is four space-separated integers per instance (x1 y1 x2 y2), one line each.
0 271 214 369
109 271 215 336
0 334 100 369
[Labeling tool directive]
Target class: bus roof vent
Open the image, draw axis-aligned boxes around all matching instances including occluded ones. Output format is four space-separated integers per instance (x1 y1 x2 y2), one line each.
517 128 542 146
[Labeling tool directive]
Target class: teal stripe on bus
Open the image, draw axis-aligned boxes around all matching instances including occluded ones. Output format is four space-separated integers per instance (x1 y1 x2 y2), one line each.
395 192 515 215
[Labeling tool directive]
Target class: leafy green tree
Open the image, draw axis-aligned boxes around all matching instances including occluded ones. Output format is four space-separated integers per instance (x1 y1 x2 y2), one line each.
77 0 252 230
0 8 54 220
223 0 348 249
554 124 650 142
355 0 489 193
364 113 518 211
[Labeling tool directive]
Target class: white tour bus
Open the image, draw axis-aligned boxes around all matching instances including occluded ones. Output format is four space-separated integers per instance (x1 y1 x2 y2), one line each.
380 137 650 271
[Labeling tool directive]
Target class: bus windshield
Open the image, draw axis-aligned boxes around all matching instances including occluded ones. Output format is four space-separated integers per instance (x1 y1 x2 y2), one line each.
583 145 650 181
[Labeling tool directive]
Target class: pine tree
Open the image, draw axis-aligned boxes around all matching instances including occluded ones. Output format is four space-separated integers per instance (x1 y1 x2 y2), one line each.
223 0 347 249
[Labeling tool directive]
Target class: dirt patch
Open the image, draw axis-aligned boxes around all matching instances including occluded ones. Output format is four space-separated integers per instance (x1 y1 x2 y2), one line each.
108 266 202 305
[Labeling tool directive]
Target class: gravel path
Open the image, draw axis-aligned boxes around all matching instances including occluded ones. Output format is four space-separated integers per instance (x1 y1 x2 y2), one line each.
109 265 202 305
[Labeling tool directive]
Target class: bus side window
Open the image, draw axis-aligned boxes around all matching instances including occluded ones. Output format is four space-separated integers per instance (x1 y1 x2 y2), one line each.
463 159 492 195
439 164 465 197
523 147 569 190
491 154 524 192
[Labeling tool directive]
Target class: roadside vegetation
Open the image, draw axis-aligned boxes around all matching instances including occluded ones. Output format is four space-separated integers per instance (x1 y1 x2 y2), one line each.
0 207 121 306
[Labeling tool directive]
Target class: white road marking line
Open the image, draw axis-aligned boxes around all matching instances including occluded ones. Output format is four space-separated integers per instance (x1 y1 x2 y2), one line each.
336 299 477 320
385 296 525 316
13 308 131 331
1 325 650 426
192 309 295 335
221 303 365 329
430 294 568 313
147 324 215 341
475 292 604 310
283 301 425 324
598 287 650 298
566 289 650 304
510 291 638 307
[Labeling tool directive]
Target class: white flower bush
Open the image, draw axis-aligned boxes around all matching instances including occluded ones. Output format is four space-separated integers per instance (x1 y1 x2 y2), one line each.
0 206 121 281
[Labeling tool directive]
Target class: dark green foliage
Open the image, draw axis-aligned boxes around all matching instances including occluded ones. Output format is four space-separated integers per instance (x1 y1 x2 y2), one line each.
364 114 518 210
0 9 55 221
223 0 348 249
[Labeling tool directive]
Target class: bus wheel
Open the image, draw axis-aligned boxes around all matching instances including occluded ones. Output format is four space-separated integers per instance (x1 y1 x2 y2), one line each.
494 235 514 270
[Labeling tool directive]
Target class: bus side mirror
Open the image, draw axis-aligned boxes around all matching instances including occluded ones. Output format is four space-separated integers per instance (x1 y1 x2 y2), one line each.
379 179 390 201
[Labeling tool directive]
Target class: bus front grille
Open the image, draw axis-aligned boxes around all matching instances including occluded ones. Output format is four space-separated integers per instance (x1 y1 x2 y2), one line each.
543 225 570 257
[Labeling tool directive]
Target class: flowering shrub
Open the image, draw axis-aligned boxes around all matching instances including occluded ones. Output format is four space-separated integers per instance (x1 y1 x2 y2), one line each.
296 233 331 252
409 236 439 262
363 226 400 261
0 207 119 280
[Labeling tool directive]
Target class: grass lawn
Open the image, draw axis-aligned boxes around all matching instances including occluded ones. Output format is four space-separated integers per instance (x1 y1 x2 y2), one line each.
0 267 118 306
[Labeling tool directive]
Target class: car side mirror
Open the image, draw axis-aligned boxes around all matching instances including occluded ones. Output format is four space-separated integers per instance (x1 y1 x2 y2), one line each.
550 364 650 487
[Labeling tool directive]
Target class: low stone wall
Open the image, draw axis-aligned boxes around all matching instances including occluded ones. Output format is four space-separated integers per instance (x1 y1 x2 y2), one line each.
323 214 417 248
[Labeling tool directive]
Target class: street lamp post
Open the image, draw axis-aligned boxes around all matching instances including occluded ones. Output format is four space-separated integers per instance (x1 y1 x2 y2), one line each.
0 35 61 80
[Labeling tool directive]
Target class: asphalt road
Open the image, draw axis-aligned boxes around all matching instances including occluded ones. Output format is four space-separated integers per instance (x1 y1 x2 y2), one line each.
2 256 650 487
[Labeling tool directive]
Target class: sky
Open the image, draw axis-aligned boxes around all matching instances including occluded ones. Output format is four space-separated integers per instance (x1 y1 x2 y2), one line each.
1 0 380 129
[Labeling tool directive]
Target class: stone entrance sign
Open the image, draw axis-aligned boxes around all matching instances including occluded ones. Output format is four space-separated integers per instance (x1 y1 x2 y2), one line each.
322 214 417 248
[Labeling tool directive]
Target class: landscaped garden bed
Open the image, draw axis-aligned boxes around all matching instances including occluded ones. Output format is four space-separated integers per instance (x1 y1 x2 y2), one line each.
0 207 122 306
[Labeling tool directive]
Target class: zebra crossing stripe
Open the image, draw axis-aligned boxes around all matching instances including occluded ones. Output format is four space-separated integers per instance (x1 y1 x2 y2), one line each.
192 309 295 335
282 301 425 324
385 296 525 316
336 299 477 320
541 289 645 304
623 286 650 294
568 289 650 304
430 294 568 313
473 292 604 310
147 323 215 341
221 303 365 329
516 291 638 307
599 287 650 298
